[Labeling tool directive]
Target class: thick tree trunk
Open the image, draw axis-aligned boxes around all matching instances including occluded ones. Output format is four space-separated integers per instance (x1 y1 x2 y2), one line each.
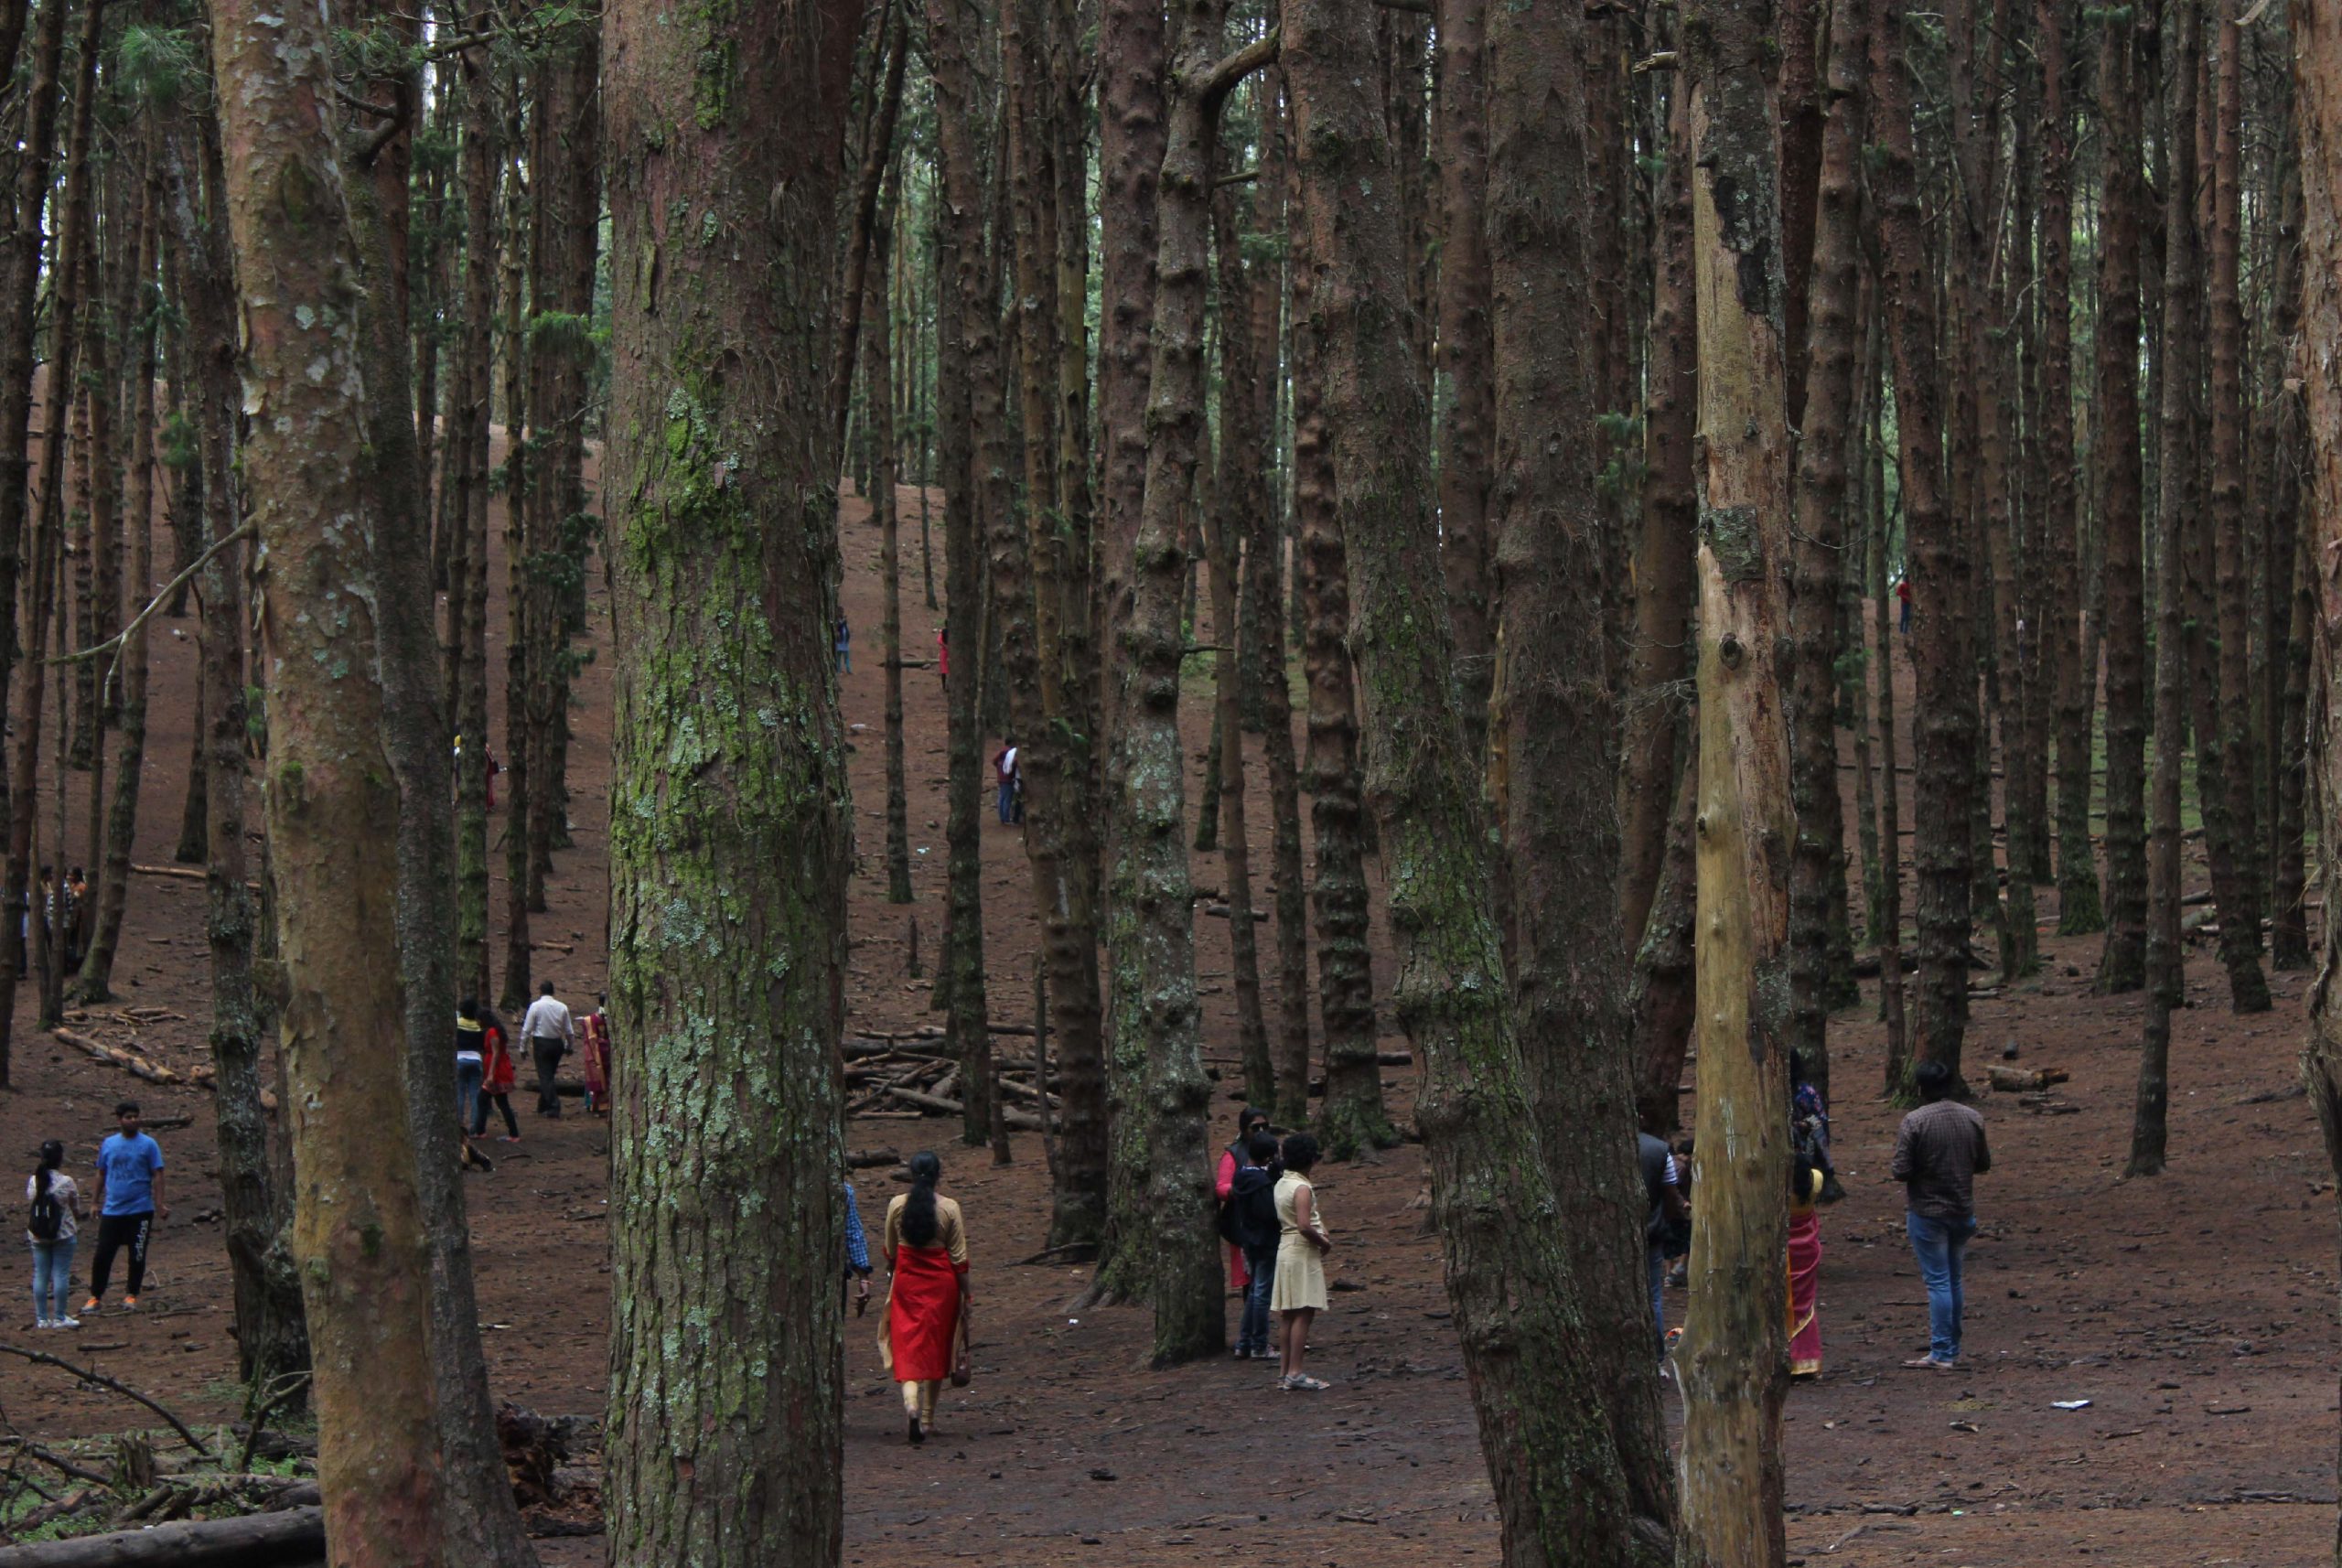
2207 5 2270 1013
1484 0 1674 1532
600 0 858 1560
497 133 534 1010
1873 0 1974 1093
207 0 450 1552
1282 0 1668 1558
451 46 496 1011
1675 4 1797 1561
0 0 66 1081
2093 7 2148 995
1621 79 1696 952
2133 267 2187 1180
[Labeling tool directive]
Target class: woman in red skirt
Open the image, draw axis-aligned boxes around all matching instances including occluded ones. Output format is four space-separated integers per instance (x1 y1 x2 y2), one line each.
883 1152 969 1444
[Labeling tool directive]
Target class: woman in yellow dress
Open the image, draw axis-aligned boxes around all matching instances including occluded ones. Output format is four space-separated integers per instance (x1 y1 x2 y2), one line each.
1271 1133 1332 1391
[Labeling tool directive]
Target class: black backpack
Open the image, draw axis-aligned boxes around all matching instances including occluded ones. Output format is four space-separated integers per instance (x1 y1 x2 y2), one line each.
1220 1165 1280 1250
27 1174 62 1241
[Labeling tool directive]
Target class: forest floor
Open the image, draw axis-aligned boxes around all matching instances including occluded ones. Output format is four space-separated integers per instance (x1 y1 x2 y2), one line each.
1 470 2337 1565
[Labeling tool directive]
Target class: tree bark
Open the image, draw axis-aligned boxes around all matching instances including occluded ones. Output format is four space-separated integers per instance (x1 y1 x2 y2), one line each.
2207 3 2271 1012
207 0 450 1551
1484 0 1674 1532
2093 5 2148 995
1674 3 1797 1561
600 0 858 1560
1630 734 1698 1133
450 39 496 1012
1282 0 1668 1557
1434 0 1493 767
872 171 914 908
1872 0 1974 1092
0 0 67 1081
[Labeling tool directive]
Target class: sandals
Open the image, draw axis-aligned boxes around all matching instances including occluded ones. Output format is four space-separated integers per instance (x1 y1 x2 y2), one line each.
1281 1374 1329 1391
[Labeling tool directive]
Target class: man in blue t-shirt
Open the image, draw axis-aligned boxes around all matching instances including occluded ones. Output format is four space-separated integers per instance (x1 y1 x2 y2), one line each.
83 1101 167 1312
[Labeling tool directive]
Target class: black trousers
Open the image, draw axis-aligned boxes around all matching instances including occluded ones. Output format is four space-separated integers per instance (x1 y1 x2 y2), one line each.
88 1210 152 1300
531 1037 565 1115
473 1090 520 1138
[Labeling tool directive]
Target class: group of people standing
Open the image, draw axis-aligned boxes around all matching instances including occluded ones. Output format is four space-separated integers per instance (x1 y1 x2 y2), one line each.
454 983 613 1145
1215 1108 1335 1391
23 1101 167 1328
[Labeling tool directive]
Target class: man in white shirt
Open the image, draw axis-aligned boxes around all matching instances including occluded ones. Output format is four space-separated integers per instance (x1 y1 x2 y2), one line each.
521 981 576 1119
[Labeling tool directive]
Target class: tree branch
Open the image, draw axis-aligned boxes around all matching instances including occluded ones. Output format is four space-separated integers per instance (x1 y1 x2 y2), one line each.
1199 27 1281 110
51 523 252 673
0 1342 211 1455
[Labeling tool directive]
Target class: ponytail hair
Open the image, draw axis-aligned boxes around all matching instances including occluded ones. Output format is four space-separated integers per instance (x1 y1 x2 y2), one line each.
34 1138 61 1198
901 1151 942 1247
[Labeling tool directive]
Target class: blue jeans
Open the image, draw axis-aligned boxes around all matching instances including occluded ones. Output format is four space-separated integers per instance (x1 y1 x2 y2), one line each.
1647 1244 1667 1358
997 783 1015 825
1239 1244 1276 1353
457 1058 484 1134
1906 1210 1977 1362
30 1237 74 1322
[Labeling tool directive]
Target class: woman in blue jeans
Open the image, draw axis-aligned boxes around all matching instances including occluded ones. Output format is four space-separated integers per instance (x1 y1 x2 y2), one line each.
26 1140 81 1328
1230 1130 1283 1359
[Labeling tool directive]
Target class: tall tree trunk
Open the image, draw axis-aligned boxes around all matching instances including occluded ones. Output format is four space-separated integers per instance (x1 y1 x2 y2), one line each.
451 44 496 1011
1783 0 1869 1103
1675 3 1797 1561
0 0 68 1080
2271 108 2312 972
2207 3 2270 1012
1290 201 1391 1155
831 1 910 458
600 0 858 1560
498 126 534 1011
1484 0 1675 1531
341 5 544 1555
872 171 914 907
208 0 450 1551
1434 0 1493 765
1868 328 1910 1084
2041 0 2100 935
80 138 159 1002
1100 1 1273 1363
1630 736 1698 1133
1621 77 1697 951
2291 14 2342 1557
1873 0 1975 1092
1282 0 1671 1556
2094 5 2148 995
1209 177 1273 1112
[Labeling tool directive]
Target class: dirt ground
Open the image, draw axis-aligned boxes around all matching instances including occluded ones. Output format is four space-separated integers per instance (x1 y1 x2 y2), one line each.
3 472 2338 1566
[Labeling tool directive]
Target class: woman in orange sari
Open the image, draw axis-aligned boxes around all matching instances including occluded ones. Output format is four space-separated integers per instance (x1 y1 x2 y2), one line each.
577 995 612 1117
1788 1153 1826 1379
883 1152 969 1444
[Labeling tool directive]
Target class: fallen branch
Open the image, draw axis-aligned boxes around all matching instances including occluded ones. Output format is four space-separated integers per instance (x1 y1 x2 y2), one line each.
884 1084 1043 1131
0 1342 210 1456
0 1439 109 1487
49 1029 186 1086
0 1504 320 1566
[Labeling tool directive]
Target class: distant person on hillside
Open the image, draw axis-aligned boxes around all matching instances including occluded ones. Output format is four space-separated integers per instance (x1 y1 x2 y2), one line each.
1273 1133 1333 1391
1639 1116 1688 1358
579 994 612 1118
1896 575 1912 634
936 627 949 693
1788 1151 1827 1379
26 1139 81 1328
1226 1129 1283 1360
835 615 852 674
521 980 576 1119
882 1152 970 1444
1214 1105 1273 1295
1891 1059 1990 1370
83 1101 165 1314
473 1006 521 1143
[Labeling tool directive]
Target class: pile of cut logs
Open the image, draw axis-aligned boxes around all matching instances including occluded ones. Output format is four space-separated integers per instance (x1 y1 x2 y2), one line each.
845 1026 1050 1131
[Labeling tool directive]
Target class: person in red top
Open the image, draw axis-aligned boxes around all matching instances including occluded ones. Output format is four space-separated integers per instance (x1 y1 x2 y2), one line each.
1896 575 1913 634
472 1007 521 1143
1213 1106 1272 1294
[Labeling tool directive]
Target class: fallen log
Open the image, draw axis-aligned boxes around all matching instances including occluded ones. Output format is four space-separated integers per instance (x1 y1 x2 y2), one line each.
0 1505 322 1566
884 1084 1043 1131
846 1147 898 1169
1987 1065 2069 1093
51 1028 185 1086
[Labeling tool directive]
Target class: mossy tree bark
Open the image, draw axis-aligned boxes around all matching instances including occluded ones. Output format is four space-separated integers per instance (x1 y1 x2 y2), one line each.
600 0 859 1559
207 0 450 1552
1283 0 1669 1557
2092 5 2148 997
1872 0 1975 1093
1433 0 1493 767
1674 2 1797 1561
1485 0 1674 1527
